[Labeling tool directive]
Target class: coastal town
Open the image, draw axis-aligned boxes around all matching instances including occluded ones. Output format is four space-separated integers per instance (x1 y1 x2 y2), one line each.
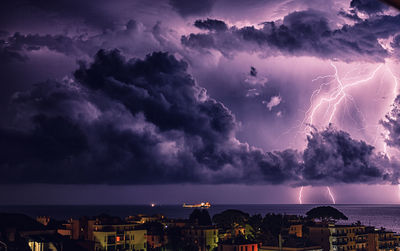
0 206 398 251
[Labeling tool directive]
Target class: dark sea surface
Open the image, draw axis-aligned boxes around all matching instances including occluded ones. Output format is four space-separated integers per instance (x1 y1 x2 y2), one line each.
1 204 400 233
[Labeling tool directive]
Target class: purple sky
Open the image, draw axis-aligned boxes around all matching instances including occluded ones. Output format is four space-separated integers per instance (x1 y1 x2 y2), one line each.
1 0 400 204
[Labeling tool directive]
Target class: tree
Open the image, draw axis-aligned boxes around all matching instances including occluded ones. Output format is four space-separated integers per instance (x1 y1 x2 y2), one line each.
212 209 249 230
189 209 212 226
166 227 199 251
306 206 348 223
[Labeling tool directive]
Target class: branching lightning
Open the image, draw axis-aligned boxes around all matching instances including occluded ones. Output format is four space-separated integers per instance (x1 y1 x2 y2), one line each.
296 60 400 204
303 62 383 129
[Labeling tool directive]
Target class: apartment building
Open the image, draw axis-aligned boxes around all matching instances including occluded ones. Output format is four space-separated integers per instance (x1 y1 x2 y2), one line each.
309 225 368 251
93 224 147 251
368 229 398 251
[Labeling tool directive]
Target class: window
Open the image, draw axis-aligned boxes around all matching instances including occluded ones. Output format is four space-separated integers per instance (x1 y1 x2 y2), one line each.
107 236 116 244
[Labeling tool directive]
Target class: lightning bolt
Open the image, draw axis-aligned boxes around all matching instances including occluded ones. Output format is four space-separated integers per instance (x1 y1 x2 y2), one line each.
326 187 336 204
299 186 304 204
304 62 383 129
296 61 399 204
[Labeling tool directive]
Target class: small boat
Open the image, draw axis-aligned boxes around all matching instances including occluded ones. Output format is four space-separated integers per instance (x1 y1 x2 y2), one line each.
182 202 211 208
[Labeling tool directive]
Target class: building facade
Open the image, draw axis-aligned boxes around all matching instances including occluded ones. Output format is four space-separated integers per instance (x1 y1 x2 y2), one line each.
92 225 147 251
309 225 368 251
289 225 303 238
219 243 258 251
368 230 398 251
182 226 218 251
260 246 322 251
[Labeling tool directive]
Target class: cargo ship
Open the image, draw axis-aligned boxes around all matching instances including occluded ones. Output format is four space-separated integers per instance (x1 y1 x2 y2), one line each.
182 202 211 208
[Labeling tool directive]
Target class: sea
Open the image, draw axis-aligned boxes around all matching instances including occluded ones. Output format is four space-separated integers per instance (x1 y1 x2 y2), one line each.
1 204 400 233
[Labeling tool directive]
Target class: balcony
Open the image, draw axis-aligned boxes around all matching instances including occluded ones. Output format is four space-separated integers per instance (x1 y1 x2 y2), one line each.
355 233 368 236
332 241 348 246
332 232 347 237
378 247 396 251
379 238 396 241
356 239 367 243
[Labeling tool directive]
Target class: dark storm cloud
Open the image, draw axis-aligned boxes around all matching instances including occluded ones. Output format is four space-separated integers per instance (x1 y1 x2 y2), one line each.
169 0 216 17
0 20 177 62
182 10 400 62
74 49 236 144
302 126 386 185
17 0 127 29
32 0 215 23
381 95 400 150
194 19 228 32
350 0 388 14
0 33 91 62
250 66 257 77
0 31 9 37
0 49 395 185
0 44 27 64
338 9 362 22
6 33 90 56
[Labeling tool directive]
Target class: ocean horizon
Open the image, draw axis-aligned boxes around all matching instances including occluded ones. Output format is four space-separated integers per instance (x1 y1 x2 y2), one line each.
1 204 400 233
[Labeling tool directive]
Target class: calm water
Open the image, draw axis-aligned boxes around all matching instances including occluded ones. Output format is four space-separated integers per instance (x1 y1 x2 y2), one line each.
1 204 400 233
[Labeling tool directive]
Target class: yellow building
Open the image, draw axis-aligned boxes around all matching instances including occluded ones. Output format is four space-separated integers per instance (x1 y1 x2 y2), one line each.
93 224 147 251
309 225 368 251
27 236 58 251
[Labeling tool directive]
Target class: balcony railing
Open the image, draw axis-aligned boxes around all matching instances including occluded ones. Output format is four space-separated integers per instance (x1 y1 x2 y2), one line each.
332 232 347 237
379 238 396 241
332 241 348 246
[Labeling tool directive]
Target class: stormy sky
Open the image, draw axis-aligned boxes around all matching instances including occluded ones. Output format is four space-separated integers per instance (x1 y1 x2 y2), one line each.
1 0 400 204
